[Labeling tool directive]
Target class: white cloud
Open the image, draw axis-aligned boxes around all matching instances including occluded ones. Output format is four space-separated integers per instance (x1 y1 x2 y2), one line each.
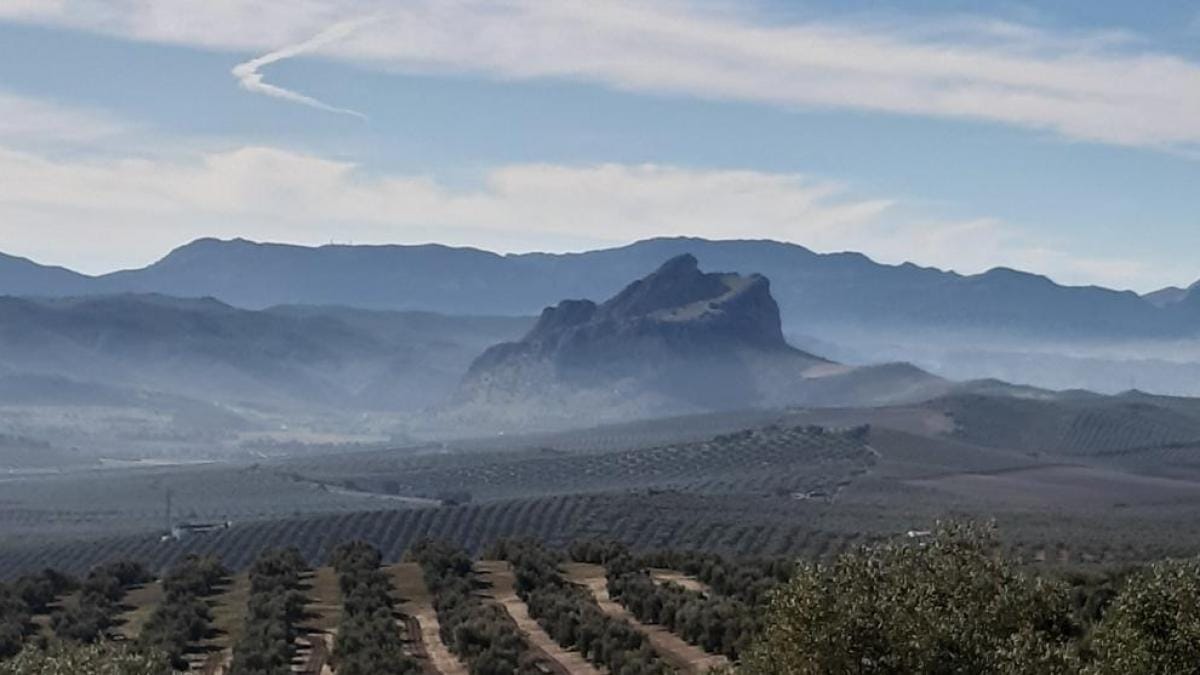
232 18 369 118
0 92 125 143
0 139 1163 289
1 1 1199 150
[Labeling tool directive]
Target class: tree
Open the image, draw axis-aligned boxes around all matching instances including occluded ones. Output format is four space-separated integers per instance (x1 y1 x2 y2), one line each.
0 642 171 675
742 522 1079 675
1086 558 1200 674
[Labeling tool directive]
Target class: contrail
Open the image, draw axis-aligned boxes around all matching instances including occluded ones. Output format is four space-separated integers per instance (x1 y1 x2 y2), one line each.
232 19 369 119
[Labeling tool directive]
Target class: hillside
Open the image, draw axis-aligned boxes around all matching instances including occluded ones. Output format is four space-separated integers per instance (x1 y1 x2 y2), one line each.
0 296 533 461
0 294 529 412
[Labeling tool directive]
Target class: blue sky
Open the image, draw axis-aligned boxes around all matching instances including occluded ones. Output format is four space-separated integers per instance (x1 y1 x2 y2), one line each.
0 1 1197 292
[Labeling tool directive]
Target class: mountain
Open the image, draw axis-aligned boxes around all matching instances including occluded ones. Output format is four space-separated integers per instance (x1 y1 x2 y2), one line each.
6 236 1200 397
1144 280 1200 308
2 237 1191 339
455 255 946 425
0 251 92 297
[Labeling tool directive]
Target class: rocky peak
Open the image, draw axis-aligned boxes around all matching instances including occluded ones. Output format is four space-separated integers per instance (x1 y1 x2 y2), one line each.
468 254 795 378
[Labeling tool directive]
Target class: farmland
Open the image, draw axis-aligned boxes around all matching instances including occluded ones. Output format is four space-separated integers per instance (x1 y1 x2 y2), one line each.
5 392 1200 583
0 462 425 547
4 540 776 673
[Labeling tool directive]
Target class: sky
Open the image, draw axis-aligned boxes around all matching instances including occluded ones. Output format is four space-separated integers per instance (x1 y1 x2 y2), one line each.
0 1 1197 291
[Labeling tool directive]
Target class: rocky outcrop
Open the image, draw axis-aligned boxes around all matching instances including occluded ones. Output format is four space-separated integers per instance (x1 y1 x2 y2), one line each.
468 254 807 381
456 255 944 426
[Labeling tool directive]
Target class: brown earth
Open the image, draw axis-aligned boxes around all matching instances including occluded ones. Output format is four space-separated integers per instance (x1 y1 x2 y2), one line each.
385 562 469 675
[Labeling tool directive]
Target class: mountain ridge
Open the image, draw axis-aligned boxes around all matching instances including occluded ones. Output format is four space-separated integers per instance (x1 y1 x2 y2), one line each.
1 236 1188 341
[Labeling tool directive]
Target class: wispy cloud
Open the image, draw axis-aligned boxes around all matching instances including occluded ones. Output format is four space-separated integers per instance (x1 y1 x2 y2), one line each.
231 18 369 119
0 91 125 144
3 1 1200 151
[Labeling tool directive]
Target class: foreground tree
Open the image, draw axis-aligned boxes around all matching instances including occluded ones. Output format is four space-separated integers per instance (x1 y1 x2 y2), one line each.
1086 558 1200 674
0 642 171 675
742 523 1080 674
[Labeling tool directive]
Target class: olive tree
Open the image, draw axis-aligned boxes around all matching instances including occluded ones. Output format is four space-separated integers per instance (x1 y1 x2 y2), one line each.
0 642 172 675
742 522 1079 675
1086 558 1200 674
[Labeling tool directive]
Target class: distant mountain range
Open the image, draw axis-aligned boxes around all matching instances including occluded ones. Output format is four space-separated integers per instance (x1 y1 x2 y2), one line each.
2 237 1198 340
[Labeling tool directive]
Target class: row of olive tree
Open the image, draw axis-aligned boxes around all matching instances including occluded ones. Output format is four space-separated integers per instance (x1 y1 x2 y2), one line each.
51 561 151 644
606 552 756 660
329 541 421 675
137 554 228 670
228 548 309 675
0 569 78 658
491 538 670 675
409 540 546 675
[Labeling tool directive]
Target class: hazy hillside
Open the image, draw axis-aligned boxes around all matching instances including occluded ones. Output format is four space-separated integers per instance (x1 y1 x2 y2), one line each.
0 294 531 411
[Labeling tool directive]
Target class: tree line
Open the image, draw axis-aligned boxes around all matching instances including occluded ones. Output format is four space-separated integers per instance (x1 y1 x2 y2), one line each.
229 548 309 675
410 539 546 675
491 538 670 675
137 554 227 669
50 560 150 644
329 541 421 675
605 551 755 660
0 568 78 658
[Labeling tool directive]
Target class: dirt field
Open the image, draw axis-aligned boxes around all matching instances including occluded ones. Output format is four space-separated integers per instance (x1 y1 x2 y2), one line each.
385 562 469 675
563 563 728 674
476 560 601 675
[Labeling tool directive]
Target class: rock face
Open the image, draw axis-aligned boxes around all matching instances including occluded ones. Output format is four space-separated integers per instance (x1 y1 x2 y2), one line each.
469 254 804 376
457 255 943 425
